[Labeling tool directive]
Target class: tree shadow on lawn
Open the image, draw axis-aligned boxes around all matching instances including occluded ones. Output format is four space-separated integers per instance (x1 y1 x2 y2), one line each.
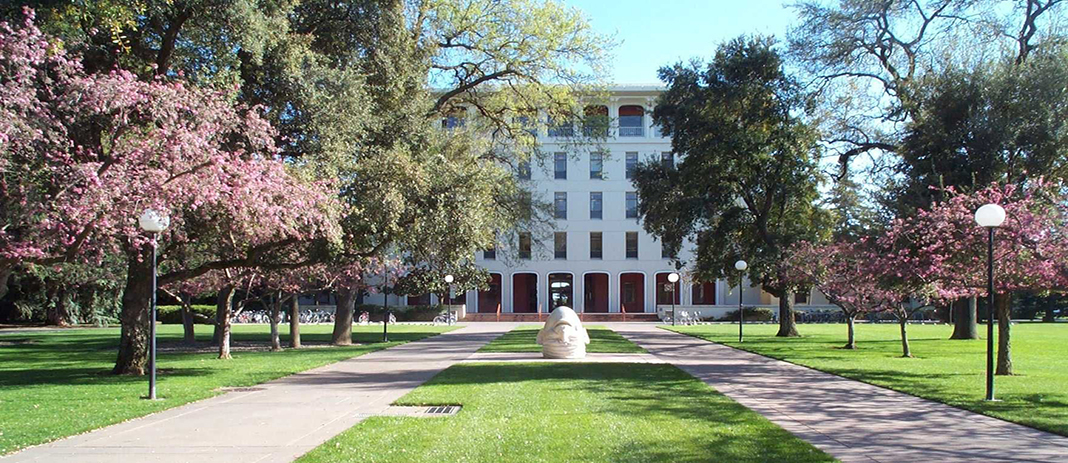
0 364 218 388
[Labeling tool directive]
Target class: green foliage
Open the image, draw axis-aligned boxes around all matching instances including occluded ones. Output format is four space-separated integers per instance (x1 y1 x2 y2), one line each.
719 307 775 322
639 36 828 294
668 323 1068 437
296 363 833 463
890 45 1068 212
0 324 456 455
478 325 646 353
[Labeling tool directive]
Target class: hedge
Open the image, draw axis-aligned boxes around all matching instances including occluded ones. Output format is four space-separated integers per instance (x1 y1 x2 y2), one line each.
717 307 775 322
157 305 216 324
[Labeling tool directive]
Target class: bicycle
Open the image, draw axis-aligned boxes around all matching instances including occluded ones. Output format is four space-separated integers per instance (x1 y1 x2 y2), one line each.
432 311 456 325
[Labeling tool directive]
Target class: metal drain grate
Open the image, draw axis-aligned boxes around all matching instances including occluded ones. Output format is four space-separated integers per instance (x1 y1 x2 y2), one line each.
425 406 458 415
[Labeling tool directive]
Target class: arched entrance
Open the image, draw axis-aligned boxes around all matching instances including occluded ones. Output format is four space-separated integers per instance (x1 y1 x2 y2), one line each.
619 272 645 313
478 273 503 313
548 273 574 310
655 272 680 305
584 272 609 312
512 273 539 313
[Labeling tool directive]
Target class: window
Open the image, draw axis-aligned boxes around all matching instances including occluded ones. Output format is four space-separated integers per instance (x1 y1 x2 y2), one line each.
619 105 645 137
548 115 574 137
589 192 603 219
519 232 532 259
484 242 496 260
626 231 638 259
590 152 603 179
661 241 673 259
626 191 638 219
441 107 466 129
623 282 636 304
625 152 638 179
661 152 673 168
554 232 567 259
692 282 717 305
515 109 537 136
554 192 567 219
517 161 531 180
519 191 532 220
590 232 603 259
583 105 609 137
554 152 567 179
795 291 810 305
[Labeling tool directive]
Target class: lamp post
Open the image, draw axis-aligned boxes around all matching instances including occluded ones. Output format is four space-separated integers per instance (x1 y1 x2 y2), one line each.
735 260 748 343
382 270 390 343
975 203 1005 402
667 272 680 325
444 274 455 326
138 209 169 400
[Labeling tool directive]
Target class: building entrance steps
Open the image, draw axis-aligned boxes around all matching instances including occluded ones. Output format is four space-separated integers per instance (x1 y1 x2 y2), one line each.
605 322 1068 463
3 323 517 463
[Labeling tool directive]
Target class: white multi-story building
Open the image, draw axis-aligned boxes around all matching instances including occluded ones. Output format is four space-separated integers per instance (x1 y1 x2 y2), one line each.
349 85 831 319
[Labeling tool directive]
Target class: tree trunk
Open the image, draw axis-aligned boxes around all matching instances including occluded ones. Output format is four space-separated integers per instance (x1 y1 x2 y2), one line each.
269 293 282 351
288 293 301 348
46 286 73 326
113 247 154 375
899 314 912 358
212 294 224 346
996 292 1013 375
1042 304 1055 323
844 313 856 349
775 289 799 337
180 295 196 344
332 288 357 346
0 264 13 301
950 296 979 339
216 286 235 360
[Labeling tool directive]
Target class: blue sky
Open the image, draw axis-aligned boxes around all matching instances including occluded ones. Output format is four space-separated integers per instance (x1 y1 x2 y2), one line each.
565 0 798 84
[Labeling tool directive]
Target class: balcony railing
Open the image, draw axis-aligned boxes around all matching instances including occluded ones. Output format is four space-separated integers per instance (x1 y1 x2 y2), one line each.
619 126 644 137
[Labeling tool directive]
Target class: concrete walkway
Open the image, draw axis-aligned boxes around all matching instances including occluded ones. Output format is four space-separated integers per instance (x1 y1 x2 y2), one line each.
4 323 514 463
606 322 1068 463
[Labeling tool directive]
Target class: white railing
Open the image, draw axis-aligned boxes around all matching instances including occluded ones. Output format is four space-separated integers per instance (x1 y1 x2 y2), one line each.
619 126 644 137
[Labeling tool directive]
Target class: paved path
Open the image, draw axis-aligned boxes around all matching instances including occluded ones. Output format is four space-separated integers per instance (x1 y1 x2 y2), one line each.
606 322 1068 463
4 323 514 463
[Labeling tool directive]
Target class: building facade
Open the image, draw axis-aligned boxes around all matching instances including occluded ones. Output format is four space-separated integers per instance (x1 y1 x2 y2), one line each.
347 86 831 318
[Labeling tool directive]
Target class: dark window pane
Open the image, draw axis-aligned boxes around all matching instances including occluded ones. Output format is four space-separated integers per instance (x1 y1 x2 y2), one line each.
517 161 531 180
583 105 609 137
554 152 567 179
548 116 574 137
626 232 638 259
619 105 644 137
625 152 638 179
554 232 567 259
519 233 532 259
626 192 638 219
590 152 603 179
661 151 673 168
795 291 810 304
554 192 567 219
590 232 602 259
484 242 496 260
590 192 602 219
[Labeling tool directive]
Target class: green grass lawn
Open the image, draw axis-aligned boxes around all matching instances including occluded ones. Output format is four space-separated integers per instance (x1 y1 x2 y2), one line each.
297 362 834 463
666 322 1068 437
0 323 456 455
478 324 646 353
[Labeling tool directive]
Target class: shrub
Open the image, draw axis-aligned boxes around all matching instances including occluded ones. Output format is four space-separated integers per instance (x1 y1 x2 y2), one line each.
157 305 216 324
718 307 774 322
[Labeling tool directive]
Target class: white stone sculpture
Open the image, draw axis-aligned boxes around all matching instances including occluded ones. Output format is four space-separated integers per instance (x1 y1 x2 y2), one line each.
536 306 590 359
